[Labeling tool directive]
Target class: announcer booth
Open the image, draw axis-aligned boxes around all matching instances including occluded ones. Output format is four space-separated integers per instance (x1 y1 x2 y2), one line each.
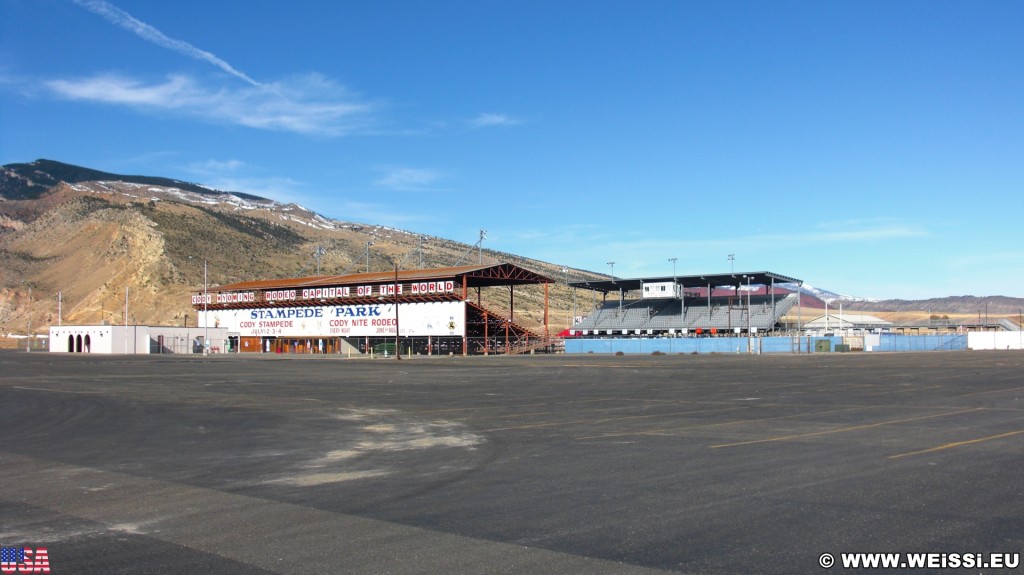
192 263 553 356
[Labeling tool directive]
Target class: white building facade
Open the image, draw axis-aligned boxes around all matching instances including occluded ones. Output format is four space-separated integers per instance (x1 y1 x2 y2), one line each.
49 325 229 354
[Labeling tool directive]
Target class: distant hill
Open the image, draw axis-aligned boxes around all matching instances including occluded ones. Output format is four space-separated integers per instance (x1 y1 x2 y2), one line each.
785 291 1024 315
842 296 1024 316
1 159 1021 336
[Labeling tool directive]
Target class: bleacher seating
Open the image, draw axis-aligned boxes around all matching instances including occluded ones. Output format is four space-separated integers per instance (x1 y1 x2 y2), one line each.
572 293 799 335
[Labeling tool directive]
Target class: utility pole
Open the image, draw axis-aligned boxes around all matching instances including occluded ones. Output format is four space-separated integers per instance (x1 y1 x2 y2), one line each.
314 245 326 274
26 285 31 352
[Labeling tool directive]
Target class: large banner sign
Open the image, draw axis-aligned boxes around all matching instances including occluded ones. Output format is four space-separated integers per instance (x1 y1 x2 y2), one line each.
193 281 456 305
200 301 465 338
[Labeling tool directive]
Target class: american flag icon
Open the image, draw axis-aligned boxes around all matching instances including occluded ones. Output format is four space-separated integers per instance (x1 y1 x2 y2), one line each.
1 547 25 563
1 547 49 573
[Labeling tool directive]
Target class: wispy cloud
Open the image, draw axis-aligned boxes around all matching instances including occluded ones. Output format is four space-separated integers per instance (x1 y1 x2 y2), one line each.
182 161 310 205
471 113 521 128
188 158 245 173
806 218 927 242
45 72 377 136
333 200 432 227
513 219 926 254
56 1 378 136
72 0 260 86
373 167 445 191
945 250 1024 270
501 219 930 277
200 175 304 204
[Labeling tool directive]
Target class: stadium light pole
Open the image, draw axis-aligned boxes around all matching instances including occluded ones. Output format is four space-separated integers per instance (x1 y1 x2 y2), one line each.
365 241 374 273
394 263 401 360
728 254 735 274
669 258 679 336
479 230 487 264
825 298 829 333
561 266 573 329
746 274 752 353
607 261 615 278
204 259 208 355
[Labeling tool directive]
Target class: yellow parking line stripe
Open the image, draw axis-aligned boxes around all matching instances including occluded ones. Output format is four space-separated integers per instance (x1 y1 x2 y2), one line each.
483 408 711 432
710 408 985 449
888 430 1024 460
575 406 863 440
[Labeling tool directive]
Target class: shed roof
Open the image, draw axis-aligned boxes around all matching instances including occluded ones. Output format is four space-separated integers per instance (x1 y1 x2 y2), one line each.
803 313 893 328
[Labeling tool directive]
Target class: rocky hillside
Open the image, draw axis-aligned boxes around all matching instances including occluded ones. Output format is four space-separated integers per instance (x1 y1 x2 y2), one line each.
0 160 606 336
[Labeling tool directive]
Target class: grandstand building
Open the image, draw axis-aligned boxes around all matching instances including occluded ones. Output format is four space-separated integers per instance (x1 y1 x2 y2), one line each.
568 271 803 337
192 263 553 355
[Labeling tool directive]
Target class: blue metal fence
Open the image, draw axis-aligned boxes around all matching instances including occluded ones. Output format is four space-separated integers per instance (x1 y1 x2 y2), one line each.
874 334 967 352
564 335 972 354
565 336 847 355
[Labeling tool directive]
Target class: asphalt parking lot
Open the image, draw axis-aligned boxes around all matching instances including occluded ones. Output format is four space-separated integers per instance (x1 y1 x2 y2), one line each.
2 350 1022 574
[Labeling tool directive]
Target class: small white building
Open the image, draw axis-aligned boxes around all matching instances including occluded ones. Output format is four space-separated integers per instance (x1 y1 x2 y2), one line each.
641 281 680 299
49 325 230 354
968 331 1024 350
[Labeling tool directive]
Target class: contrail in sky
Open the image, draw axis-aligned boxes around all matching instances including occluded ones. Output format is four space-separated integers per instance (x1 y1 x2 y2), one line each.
72 0 261 86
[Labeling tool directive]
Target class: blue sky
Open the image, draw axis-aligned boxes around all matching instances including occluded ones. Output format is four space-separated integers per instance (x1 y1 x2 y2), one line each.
2 0 1022 299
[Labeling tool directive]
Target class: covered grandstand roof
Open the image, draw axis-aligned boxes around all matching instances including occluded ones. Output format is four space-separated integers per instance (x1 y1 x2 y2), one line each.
211 262 552 293
193 262 554 310
569 271 802 294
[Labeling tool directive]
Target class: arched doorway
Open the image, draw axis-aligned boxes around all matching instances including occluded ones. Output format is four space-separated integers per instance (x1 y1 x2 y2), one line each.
68 334 75 352
84 334 91 353
76 334 82 352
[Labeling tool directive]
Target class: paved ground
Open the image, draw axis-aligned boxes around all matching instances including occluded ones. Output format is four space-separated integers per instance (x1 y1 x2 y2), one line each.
1 350 1022 574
